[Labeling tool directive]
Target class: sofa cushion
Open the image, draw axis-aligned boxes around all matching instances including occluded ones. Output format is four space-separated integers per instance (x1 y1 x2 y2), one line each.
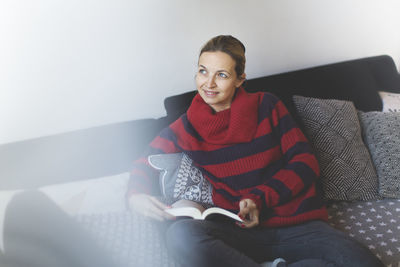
148 153 213 206
293 95 380 201
358 111 400 198
76 211 179 267
379 91 400 112
328 199 400 267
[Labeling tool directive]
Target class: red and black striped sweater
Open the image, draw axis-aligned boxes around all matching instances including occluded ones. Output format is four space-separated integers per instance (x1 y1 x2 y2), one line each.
128 87 328 227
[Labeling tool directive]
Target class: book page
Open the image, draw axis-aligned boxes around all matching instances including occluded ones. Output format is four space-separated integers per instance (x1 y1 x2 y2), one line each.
202 207 243 222
165 199 206 219
166 199 243 222
165 206 202 219
171 199 206 213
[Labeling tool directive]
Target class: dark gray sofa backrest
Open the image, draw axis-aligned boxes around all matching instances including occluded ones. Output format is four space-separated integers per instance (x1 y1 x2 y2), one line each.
164 55 400 122
245 55 400 117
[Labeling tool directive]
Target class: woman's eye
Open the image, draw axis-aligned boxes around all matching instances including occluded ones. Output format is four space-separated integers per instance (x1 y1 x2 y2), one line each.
199 69 206 75
218 73 228 78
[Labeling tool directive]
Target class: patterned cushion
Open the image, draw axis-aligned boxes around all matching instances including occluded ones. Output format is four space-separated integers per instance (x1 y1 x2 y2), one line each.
328 199 400 266
76 211 179 267
148 153 214 206
293 95 380 201
358 111 400 198
379 91 400 112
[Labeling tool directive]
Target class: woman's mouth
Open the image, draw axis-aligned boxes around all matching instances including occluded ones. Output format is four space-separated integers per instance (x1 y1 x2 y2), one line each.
203 89 219 97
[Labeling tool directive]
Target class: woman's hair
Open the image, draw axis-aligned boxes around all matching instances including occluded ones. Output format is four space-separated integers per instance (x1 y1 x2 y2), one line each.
199 35 246 77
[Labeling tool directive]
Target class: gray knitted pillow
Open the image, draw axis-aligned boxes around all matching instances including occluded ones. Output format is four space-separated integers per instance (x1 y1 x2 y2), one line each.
358 111 400 198
293 95 380 201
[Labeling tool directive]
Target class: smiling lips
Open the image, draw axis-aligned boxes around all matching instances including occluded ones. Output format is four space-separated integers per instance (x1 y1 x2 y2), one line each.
203 89 219 97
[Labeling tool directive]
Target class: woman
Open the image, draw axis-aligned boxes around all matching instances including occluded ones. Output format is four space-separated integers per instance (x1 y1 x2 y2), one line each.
128 35 383 267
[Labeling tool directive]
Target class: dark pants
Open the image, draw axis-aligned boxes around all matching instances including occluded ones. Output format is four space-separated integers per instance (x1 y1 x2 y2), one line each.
0 190 116 267
165 219 383 267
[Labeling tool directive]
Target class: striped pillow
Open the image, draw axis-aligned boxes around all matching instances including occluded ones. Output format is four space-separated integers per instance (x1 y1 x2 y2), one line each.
293 95 380 201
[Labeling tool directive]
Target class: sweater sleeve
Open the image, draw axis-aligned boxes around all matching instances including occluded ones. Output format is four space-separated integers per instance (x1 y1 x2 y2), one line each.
241 94 320 211
126 125 181 197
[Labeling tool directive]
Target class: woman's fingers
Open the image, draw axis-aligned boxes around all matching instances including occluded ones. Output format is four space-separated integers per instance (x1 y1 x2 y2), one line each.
237 198 259 228
148 197 176 220
238 208 248 220
238 199 250 220
238 211 259 228
238 199 255 220
248 210 260 228
149 196 168 209
239 199 248 210
129 194 175 221
148 200 176 221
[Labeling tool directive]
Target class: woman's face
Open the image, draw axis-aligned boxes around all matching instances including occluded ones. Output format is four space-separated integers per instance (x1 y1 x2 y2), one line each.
196 51 245 112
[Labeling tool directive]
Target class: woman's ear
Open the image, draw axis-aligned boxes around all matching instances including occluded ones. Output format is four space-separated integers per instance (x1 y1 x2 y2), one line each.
235 73 246 88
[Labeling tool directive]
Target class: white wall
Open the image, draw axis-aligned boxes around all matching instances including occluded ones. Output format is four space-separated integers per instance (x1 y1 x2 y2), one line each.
1 0 399 145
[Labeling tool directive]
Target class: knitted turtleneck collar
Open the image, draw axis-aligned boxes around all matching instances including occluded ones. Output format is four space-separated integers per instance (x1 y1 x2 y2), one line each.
187 87 261 145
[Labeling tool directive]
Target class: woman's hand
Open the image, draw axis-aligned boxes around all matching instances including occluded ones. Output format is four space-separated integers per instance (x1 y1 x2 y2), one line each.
237 198 259 228
129 193 176 221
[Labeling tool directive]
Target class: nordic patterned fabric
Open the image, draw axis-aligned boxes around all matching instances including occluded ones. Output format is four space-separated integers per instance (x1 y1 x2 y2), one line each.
148 153 214 206
358 111 400 198
293 95 380 201
327 199 400 267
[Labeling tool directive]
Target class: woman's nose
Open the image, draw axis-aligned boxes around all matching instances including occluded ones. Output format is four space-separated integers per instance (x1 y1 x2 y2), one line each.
206 75 216 88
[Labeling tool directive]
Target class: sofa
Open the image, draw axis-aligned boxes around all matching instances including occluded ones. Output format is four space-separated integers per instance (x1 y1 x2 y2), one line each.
1 55 399 267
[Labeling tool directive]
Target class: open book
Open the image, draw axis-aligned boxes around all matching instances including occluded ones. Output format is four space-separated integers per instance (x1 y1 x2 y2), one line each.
165 199 243 222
